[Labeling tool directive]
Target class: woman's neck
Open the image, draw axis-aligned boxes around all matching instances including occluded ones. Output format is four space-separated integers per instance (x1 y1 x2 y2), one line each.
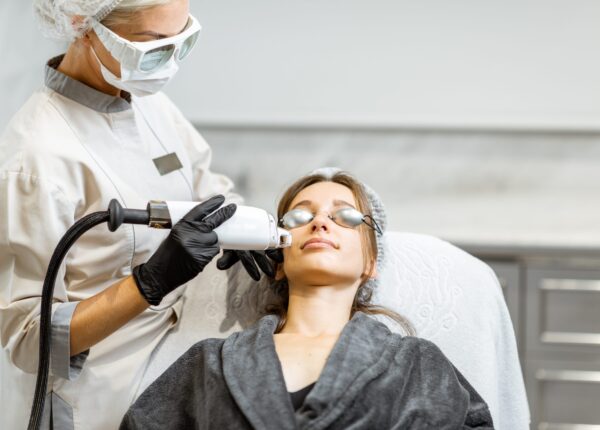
279 281 360 337
57 41 121 98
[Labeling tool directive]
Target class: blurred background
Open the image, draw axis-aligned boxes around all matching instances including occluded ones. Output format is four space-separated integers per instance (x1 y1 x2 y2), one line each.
2 1 600 428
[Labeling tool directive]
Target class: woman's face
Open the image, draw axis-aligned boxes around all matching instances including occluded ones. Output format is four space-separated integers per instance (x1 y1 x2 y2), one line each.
88 0 190 78
279 181 370 287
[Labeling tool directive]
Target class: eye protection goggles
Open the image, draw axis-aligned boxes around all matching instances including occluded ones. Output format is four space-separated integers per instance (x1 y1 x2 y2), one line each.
91 14 202 73
279 207 382 234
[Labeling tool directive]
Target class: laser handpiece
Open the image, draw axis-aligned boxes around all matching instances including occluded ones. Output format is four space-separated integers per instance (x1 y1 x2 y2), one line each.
108 199 292 250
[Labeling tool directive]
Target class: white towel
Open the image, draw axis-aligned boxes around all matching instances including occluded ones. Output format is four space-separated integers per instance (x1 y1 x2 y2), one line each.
375 232 530 430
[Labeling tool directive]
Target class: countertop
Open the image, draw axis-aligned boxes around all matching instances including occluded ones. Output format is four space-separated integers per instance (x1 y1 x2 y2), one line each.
387 191 600 257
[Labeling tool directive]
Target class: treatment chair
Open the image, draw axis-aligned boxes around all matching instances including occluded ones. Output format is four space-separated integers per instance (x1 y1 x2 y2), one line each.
139 232 531 429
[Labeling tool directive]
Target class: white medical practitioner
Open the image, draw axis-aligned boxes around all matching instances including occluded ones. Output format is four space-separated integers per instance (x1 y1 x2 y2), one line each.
0 1 275 428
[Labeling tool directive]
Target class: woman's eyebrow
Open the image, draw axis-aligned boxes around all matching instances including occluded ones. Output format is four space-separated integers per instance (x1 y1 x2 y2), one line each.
333 199 356 209
290 199 356 210
132 20 189 39
290 200 312 210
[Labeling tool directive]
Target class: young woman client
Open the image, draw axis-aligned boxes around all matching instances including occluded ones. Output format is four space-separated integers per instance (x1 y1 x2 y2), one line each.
120 169 494 429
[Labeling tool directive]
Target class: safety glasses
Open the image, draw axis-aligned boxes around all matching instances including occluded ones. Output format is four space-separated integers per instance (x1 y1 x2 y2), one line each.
91 14 202 73
279 207 382 234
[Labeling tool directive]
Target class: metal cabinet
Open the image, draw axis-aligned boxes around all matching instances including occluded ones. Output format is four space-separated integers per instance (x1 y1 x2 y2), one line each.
524 267 600 430
483 258 600 430
526 360 600 429
525 268 600 355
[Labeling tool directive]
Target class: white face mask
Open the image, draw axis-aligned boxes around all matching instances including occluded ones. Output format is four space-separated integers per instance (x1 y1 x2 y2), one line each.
91 46 179 97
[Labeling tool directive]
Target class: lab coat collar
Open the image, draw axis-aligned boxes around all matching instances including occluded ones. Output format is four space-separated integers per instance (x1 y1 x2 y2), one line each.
45 55 132 113
222 311 395 430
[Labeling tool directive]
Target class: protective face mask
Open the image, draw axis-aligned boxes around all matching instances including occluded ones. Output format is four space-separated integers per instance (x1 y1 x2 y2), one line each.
91 46 180 97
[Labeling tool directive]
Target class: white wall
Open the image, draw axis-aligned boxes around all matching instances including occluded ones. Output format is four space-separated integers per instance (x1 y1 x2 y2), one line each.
202 126 600 248
1 1 598 246
3 1 600 131
0 1 65 131
169 0 600 130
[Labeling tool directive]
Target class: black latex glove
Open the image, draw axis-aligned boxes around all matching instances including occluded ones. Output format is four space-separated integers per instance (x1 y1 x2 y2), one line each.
216 248 284 281
133 195 236 305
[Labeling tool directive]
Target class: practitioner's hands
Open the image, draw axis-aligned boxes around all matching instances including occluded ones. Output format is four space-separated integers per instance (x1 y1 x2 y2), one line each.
133 195 236 305
216 249 283 281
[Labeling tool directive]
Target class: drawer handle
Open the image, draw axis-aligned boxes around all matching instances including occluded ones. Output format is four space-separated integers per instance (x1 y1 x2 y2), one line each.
535 369 600 384
540 279 600 292
541 332 600 346
539 423 600 430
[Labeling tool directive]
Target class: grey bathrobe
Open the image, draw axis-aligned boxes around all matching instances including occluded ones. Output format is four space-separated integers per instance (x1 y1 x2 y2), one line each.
120 312 493 429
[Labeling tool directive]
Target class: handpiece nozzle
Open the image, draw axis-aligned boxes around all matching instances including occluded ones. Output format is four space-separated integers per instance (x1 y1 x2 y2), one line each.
277 228 292 248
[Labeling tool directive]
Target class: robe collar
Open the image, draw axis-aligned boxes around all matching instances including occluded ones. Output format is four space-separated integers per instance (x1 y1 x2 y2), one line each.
45 55 132 113
222 311 399 430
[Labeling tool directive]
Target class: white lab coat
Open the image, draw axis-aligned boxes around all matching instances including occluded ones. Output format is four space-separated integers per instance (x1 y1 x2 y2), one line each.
0 56 241 430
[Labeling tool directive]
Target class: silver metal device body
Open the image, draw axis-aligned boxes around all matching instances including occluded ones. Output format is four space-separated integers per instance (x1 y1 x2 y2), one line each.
148 201 292 251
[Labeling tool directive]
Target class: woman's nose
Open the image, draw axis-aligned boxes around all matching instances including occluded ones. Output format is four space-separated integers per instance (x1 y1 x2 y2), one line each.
310 212 331 231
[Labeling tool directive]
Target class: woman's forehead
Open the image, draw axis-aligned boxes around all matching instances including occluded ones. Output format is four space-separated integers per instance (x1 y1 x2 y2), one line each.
118 0 189 38
290 182 357 208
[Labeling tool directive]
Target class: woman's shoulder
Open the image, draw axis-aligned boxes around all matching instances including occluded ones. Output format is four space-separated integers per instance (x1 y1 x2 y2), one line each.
3 87 74 138
169 323 269 374
1 88 84 168
387 331 448 357
383 334 468 391
359 314 444 355
158 337 228 379
186 336 228 357
182 324 257 361
394 333 442 350
0 87 114 205
371 321 455 370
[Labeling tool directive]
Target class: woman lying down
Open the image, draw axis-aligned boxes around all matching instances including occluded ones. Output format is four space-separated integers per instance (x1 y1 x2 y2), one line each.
120 168 494 429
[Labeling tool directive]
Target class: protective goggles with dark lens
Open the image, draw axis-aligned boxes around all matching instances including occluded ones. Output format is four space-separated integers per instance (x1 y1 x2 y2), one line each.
92 14 202 73
279 207 382 234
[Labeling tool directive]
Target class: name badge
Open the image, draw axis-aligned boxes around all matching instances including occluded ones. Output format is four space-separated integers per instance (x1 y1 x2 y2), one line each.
153 152 183 176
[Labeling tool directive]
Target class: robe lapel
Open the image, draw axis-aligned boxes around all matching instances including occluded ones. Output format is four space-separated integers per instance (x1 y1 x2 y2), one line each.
296 312 396 430
222 312 396 430
222 314 298 430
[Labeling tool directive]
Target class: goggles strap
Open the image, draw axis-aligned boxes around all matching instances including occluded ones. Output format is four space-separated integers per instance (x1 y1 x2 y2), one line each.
362 215 383 235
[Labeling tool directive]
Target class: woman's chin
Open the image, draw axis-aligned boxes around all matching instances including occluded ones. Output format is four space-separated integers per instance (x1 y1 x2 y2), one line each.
287 265 361 287
284 252 364 285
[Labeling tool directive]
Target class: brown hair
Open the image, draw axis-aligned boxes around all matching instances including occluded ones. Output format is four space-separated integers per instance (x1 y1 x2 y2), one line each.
266 171 415 336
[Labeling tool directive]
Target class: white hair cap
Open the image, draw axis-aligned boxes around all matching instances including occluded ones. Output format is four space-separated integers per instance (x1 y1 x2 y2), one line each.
33 0 124 41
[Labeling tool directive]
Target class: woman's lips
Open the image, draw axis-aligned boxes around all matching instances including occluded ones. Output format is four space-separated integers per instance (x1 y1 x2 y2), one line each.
301 238 337 250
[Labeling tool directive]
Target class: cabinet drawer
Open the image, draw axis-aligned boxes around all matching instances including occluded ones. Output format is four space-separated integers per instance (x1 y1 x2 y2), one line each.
526 360 600 430
526 268 600 356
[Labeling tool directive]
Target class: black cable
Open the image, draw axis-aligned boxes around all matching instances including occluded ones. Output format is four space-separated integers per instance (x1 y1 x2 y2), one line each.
27 200 150 429
28 211 109 430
